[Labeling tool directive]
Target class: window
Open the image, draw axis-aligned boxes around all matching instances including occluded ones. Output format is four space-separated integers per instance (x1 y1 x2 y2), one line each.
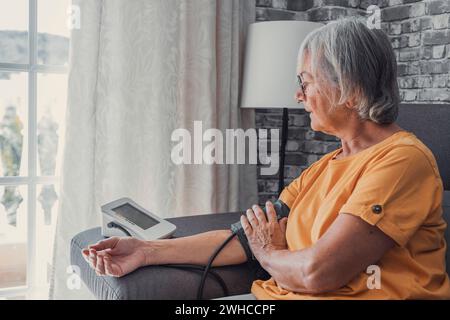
0 0 70 298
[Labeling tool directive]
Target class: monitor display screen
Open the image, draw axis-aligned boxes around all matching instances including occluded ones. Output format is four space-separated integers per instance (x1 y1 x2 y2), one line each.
112 203 160 230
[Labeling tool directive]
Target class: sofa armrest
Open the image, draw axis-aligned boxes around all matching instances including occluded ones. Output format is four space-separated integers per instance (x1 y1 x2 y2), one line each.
70 212 269 300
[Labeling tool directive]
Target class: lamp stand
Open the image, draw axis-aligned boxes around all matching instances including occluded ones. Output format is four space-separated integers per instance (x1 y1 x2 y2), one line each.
278 108 289 197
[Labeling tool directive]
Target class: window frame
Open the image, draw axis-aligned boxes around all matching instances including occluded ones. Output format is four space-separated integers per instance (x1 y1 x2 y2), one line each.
0 0 68 298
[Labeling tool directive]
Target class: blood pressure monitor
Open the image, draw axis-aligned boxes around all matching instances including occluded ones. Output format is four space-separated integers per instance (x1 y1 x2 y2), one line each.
101 197 176 240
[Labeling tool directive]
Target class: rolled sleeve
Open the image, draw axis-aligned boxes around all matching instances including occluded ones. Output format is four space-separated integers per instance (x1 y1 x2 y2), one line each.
279 184 298 209
339 146 442 247
279 167 311 208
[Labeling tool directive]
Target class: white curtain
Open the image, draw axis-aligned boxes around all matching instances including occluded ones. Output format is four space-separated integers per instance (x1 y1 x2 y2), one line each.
49 0 257 299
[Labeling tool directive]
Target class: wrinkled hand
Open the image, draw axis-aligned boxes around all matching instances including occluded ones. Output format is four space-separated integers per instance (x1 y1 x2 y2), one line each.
82 237 146 277
241 201 288 260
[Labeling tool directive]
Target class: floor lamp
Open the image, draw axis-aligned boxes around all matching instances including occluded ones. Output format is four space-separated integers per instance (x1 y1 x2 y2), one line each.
240 21 322 196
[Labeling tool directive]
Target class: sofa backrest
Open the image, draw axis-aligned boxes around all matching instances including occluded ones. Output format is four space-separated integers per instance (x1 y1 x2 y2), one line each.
396 104 450 274
397 104 450 190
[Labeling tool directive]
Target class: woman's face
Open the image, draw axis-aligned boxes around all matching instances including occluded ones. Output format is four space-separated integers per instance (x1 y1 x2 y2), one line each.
296 53 349 136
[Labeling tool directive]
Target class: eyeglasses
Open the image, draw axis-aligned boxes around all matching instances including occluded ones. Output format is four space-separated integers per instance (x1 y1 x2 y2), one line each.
296 75 306 97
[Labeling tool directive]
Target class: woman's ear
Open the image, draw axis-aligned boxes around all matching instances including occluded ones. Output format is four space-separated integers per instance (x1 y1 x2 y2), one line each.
344 100 355 110
344 91 359 110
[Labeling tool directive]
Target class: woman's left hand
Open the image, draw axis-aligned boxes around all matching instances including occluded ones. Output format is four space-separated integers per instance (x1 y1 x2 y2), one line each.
241 201 288 260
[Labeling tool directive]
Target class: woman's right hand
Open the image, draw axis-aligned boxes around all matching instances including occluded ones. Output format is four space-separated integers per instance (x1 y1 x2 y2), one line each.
82 237 147 277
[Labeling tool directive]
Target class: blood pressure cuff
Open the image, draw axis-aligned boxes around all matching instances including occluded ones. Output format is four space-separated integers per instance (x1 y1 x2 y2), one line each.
230 200 290 262
231 225 255 261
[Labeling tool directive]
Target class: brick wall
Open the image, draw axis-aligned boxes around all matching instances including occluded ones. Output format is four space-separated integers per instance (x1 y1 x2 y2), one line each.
255 0 450 204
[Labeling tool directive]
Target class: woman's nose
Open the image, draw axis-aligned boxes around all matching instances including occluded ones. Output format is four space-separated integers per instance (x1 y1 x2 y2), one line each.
295 88 305 103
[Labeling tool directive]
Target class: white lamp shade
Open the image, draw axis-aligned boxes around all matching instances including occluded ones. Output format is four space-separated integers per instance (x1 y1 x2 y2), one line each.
240 21 323 109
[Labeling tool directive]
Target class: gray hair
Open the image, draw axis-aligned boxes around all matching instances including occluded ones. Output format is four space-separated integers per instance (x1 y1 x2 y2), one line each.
298 18 399 124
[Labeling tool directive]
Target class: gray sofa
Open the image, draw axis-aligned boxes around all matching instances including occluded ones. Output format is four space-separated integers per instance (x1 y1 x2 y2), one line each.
71 103 450 300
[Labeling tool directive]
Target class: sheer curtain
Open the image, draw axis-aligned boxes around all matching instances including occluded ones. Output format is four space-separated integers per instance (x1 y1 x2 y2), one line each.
49 0 257 299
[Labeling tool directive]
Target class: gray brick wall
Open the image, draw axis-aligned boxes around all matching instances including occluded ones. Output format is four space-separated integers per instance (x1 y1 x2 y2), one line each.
255 0 450 204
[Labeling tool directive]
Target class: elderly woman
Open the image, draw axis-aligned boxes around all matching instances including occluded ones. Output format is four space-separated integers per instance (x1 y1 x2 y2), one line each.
83 18 450 299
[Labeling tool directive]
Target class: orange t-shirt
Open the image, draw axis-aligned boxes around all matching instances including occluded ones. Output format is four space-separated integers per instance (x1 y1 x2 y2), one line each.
252 130 450 299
